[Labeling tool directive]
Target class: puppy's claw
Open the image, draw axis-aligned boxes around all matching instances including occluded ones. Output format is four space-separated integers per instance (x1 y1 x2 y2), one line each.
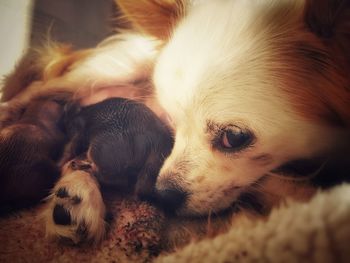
56 188 69 198
70 159 92 171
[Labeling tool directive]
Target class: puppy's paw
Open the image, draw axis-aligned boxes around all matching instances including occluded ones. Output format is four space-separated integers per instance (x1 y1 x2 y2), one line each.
44 166 106 244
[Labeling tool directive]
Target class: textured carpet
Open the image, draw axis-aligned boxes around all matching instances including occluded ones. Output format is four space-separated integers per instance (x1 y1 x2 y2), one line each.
1 184 350 263
0 196 164 263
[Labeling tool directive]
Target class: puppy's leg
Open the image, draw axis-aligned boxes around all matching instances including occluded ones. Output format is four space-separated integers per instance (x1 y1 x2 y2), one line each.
43 159 106 244
134 152 166 201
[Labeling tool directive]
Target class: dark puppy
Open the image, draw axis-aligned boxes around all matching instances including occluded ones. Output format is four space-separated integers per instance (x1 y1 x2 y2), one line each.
0 98 66 214
45 98 173 243
63 97 173 196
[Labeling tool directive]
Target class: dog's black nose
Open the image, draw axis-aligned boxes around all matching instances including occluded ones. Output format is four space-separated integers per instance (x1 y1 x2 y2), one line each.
155 188 187 212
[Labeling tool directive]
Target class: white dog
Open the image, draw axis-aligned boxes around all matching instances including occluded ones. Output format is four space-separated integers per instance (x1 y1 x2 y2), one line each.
118 0 350 216
1 0 349 243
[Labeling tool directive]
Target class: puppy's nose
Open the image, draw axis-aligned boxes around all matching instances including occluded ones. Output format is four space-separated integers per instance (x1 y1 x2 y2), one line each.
156 188 187 212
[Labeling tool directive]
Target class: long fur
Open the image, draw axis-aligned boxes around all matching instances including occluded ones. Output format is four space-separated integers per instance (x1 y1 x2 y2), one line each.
1 0 349 234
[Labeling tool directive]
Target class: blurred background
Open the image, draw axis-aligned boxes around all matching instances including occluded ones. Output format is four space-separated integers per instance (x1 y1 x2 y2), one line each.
0 0 116 84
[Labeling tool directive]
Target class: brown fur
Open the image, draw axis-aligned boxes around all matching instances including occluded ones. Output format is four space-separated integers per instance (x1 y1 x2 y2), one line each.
116 0 185 40
1 0 349 247
1 43 90 102
117 0 350 217
115 0 350 128
285 0 350 127
0 98 66 213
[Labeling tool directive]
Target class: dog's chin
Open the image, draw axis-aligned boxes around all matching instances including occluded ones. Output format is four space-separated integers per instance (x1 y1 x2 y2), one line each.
168 188 244 218
173 205 231 218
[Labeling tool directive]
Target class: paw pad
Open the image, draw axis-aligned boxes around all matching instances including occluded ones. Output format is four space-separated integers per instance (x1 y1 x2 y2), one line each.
53 204 71 225
45 171 106 244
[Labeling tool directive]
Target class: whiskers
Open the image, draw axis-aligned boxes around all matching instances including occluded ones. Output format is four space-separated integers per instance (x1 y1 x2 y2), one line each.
232 165 321 216
234 188 269 216
268 158 329 182
203 208 233 239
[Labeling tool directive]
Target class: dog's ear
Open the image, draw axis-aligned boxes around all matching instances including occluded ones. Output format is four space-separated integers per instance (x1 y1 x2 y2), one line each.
116 0 185 40
302 0 350 127
305 0 348 37
305 0 350 65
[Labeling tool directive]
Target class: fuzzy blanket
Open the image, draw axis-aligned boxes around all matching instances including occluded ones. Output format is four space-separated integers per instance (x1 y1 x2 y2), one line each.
0 196 164 263
1 184 350 263
158 184 350 263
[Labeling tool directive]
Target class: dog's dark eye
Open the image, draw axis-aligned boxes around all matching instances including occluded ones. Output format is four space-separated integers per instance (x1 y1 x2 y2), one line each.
219 127 253 151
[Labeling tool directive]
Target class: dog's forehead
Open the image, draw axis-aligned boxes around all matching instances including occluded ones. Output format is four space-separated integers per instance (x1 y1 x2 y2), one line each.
154 0 305 120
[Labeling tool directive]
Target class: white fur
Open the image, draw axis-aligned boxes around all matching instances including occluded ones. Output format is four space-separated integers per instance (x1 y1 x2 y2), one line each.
152 0 347 215
44 162 106 244
5 0 347 220
6 33 160 105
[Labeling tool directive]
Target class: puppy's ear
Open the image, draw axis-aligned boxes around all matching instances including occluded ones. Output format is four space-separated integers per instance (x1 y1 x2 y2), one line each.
116 0 185 40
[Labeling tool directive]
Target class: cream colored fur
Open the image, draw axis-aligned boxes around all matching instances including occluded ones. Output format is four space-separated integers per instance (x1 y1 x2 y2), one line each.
1 33 159 106
157 184 350 263
153 0 349 215
1 0 349 245
1 184 349 262
43 161 106 244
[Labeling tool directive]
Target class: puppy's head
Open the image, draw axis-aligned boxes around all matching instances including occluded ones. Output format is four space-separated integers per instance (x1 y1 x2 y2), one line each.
119 0 350 215
64 98 173 195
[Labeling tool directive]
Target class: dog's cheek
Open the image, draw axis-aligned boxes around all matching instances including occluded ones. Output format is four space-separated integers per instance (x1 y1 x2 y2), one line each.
181 156 266 215
181 180 241 215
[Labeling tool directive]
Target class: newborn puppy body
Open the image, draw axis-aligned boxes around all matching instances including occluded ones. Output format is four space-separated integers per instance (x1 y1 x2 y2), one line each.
44 98 173 244
64 98 173 197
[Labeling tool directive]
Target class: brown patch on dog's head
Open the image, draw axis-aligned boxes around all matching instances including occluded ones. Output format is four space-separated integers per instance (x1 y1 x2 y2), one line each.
279 0 350 127
150 0 350 216
277 40 350 128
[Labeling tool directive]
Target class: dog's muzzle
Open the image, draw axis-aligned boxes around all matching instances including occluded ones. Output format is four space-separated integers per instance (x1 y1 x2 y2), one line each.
152 183 188 214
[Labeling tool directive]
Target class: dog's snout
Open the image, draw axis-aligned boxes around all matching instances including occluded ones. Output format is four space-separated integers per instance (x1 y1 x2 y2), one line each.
156 188 187 212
